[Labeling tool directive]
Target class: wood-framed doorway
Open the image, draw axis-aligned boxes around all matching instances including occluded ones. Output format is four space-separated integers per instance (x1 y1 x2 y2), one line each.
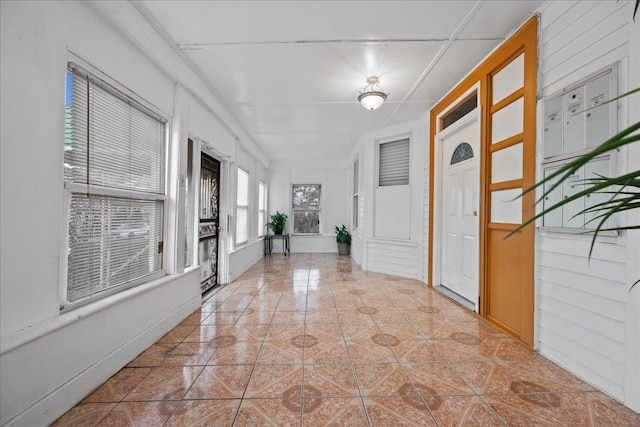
428 16 538 348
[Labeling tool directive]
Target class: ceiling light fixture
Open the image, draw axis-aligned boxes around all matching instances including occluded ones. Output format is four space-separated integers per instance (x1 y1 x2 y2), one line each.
358 76 388 111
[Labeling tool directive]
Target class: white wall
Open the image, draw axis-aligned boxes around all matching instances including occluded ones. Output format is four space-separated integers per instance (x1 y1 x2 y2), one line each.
353 118 428 280
0 1 269 425
269 160 349 253
535 0 640 411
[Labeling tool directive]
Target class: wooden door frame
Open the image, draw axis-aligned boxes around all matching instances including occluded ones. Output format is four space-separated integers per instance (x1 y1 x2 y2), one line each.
428 16 538 347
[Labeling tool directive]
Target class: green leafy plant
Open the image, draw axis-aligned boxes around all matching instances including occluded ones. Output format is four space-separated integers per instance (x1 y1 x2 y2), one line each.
509 88 639 287
507 0 640 290
266 211 287 235
335 225 352 245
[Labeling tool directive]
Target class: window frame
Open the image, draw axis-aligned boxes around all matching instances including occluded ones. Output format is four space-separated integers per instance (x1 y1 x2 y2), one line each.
291 184 322 235
352 159 359 230
61 60 168 311
235 167 250 245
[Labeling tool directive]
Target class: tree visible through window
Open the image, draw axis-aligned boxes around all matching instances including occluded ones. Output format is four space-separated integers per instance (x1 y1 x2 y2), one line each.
292 184 320 234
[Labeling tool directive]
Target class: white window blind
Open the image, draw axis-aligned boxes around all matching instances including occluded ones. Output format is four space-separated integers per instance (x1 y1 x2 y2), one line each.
379 138 410 186
64 63 166 308
258 180 266 237
236 168 249 244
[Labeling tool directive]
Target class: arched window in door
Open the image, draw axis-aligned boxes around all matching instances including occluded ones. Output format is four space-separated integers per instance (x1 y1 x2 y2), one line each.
450 142 474 165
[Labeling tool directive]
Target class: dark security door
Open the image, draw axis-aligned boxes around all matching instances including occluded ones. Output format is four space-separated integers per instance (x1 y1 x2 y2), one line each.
199 153 220 294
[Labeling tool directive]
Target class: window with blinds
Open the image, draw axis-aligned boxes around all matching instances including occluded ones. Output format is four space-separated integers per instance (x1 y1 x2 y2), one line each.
378 138 410 186
63 62 167 309
236 168 249 245
353 159 359 229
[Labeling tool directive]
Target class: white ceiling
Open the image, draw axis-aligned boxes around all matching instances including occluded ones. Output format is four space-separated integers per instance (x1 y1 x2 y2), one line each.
138 1 543 163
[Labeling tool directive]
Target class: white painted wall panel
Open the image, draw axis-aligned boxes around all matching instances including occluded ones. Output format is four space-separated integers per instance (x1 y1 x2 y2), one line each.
366 240 421 280
229 240 264 282
492 53 524 104
491 143 523 183
374 187 411 239
537 324 624 398
491 98 524 143
188 95 236 158
536 0 638 409
490 188 522 224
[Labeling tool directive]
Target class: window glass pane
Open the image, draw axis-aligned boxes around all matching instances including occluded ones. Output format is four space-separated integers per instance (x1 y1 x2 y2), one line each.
292 185 320 208
184 140 194 267
353 160 359 192
293 211 320 234
236 168 249 244
237 169 249 206
450 142 474 165
292 184 321 234
259 181 265 209
65 75 165 194
258 181 266 236
353 195 359 229
67 194 164 304
353 160 359 229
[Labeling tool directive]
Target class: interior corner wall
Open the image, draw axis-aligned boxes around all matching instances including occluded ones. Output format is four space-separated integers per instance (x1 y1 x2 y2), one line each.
535 0 640 411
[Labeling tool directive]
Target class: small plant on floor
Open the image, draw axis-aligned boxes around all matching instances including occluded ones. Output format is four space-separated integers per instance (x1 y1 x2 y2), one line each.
266 211 288 235
335 224 351 255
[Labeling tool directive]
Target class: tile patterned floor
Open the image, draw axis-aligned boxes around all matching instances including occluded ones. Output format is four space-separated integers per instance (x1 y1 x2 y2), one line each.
53 254 640 426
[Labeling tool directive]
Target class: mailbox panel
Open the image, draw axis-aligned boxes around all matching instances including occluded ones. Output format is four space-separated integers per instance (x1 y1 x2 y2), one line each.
563 86 586 154
585 73 612 148
543 96 563 159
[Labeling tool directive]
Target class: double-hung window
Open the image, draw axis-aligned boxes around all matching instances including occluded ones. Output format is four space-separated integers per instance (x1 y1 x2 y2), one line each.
353 159 359 229
292 184 321 234
63 62 167 309
258 180 266 237
236 168 249 245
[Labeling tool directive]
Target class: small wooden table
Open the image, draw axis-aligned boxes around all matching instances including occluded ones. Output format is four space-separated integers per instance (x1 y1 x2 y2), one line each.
264 234 290 256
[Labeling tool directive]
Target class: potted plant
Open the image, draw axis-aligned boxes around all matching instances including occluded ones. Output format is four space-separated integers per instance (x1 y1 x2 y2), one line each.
266 211 288 235
335 224 351 255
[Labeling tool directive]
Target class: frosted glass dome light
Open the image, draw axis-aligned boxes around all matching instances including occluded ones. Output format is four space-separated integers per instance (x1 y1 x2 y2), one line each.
358 76 388 110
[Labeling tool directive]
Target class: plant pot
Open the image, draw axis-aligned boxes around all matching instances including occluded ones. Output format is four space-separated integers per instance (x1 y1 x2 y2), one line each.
337 242 350 255
275 228 283 235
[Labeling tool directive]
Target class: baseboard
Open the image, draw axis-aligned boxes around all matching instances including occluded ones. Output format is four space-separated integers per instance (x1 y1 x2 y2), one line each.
3 294 201 427
433 285 476 312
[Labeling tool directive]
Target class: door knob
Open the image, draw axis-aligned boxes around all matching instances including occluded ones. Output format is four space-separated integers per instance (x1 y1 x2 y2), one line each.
473 211 478 216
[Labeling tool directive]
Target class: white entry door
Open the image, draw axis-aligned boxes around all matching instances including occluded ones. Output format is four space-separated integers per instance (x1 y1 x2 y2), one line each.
440 118 480 308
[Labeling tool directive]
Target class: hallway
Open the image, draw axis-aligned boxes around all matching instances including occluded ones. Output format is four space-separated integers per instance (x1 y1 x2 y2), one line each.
53 254 640 426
